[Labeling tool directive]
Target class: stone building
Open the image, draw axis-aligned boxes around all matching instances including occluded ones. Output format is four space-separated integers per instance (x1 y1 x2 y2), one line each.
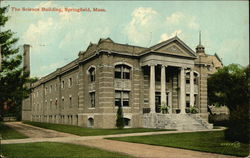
22 35 218 130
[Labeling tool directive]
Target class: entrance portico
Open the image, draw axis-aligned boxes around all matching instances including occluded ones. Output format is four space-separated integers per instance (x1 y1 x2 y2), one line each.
140 37 197 114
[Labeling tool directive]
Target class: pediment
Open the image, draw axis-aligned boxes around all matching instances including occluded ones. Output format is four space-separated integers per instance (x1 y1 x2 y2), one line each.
149 37 197 58
157 43 189 56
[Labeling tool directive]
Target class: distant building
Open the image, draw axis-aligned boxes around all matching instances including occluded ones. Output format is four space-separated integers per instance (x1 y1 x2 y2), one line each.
22 35 220 130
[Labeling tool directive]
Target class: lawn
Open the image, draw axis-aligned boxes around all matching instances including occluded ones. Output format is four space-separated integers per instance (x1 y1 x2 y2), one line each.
0 122 28 140
108 131 249 157
1 142 134 158
23 121 173 136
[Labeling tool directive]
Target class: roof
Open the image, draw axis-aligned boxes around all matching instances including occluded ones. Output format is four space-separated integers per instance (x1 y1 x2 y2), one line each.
32 36 198 87
140 36 197 58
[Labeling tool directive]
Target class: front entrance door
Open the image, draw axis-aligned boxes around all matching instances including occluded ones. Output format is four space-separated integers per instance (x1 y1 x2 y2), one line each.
155 92 161 113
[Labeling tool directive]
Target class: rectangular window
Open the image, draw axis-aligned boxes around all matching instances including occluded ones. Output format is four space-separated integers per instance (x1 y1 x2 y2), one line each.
194 78 198 85
68 78 72 87
90 92 95 107
194 94 198 106
115 91 122 106
55 98 58 108
115 90 129 107
115 67 122 79
123 91 129 106
123 67 130 79
115 65 131 79
90 72 95 82
69 96 72 107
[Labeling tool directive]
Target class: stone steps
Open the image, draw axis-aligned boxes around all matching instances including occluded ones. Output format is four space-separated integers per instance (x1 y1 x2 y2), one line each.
142 113 213 131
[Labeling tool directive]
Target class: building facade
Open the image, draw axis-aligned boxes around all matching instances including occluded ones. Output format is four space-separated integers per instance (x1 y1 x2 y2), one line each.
22 36 217 130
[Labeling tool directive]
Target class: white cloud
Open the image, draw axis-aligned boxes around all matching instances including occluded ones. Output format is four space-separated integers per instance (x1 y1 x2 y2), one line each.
160 33 169 42
23 17 55 46
159 30 182 42
125 7 159 45
131 7 158 26
166 12 184 25
166 12 200 30
126 9 200 46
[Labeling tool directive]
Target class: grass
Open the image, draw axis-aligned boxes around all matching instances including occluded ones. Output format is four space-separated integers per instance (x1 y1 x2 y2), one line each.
0 122 28 140
1 142 134 158
108 131 250 157
23 121 174 136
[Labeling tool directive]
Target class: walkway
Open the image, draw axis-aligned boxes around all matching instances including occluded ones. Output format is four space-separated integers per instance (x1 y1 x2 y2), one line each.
4 122 77 138
2 122 238 158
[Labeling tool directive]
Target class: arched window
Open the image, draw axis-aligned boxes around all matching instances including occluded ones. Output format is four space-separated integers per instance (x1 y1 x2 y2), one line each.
194 72 199 85
88 67 95 82
115 64 131 79
88 118 94 128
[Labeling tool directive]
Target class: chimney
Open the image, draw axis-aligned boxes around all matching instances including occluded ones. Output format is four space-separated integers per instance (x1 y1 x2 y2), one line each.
23 44 31 76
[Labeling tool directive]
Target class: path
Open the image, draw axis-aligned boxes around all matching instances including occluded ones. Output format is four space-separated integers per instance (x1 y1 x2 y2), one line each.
62 139 238 158
4 122 77 138
2 122 239 158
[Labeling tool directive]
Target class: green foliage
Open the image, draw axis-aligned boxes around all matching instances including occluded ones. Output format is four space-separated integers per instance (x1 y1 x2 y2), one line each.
208 64 248 110
189 106 198 114
208 64 249 143
2 142 134 158
23 121 171 136
109 131 250 157
0 6 33 120
160 102 169 114
116 106 125 129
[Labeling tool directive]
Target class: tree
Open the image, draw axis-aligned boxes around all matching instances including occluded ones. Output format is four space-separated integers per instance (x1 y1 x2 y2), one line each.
116 105 124 129
0 6 31 120
208 64 249 143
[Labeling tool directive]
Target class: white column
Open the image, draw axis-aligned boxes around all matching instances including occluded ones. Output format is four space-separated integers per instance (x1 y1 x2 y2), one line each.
161 65 166 105
149 65 155 113
180 67 186 114
190 69 194 107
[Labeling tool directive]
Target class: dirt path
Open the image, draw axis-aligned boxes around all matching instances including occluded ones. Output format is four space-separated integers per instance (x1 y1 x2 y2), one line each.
3 122 239 158
4 122 78 138
61 139 238 158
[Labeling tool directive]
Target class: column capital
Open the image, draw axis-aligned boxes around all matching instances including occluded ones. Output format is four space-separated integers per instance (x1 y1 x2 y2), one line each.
161 65 168 68
180 67 185 70
148 63 157 67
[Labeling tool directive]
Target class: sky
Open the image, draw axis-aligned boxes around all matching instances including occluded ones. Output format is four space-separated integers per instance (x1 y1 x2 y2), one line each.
1 1 249 77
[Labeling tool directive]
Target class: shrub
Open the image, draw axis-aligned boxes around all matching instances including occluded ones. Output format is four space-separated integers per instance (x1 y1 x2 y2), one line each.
190 106 198 114
224 104 249 143
116 106 124 129
160 102 170 114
